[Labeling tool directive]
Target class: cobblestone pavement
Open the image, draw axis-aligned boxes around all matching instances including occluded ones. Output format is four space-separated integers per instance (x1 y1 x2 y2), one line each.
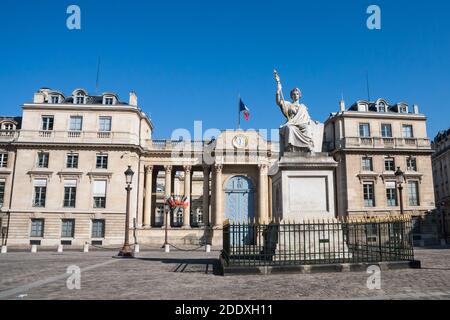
0 247 449 300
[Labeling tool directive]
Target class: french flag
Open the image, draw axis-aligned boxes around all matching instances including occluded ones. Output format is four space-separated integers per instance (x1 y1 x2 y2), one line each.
239 98 250 121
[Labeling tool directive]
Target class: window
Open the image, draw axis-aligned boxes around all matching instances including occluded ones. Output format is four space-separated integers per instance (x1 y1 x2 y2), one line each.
30 219 44 237
91 219 105 238
399 105 408 113
3 123 14 131
381 124 392 138
41 116 54 131
66 153 79 169
402 125 414 138
51 95 60 104
363 182 375 207
99 117 112 132
69 116 83 131
75 95 85 104
0 179 5 207
96 154 108 169
63 180 77 208
384 158 395 172
408 181 419 206
155 206 164 226
61 219 75 238
104 97 114 105
37 152 49 168
407 157 417 171
93 180 107 208
359 123 370 137
378 103 386 112
362 157 373 171
0 153 8 168
33 179 47 207
386 181 397 207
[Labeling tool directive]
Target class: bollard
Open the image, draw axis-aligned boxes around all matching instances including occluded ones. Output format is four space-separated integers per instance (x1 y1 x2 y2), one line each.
205 244 211 253
57 244 63 253
134 244 140 253
1 246 7 254
83 243 89 253
164 244 170 253
31 244 37 253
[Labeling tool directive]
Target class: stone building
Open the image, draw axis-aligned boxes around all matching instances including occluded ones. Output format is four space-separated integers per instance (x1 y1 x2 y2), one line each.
0 88 439 248
0 88 277 247
324 98 438 245
432 129 450 243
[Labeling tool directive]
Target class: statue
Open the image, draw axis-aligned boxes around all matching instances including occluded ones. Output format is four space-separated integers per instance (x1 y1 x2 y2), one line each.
274 70 316 153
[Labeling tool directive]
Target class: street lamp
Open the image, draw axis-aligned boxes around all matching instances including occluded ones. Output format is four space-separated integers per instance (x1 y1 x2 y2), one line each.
118 166 134 257
395 167 405 215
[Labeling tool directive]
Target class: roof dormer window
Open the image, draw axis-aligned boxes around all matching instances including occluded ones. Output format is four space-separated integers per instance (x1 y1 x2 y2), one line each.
75 94 85 105
103 97 114 105
51 95 60 104
378 102 386 112
357 103 368 112
399 105 408 113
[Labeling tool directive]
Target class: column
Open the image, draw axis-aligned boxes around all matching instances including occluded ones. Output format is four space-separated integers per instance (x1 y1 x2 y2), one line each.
259 164 269 223
143 165 153 227
164 165 172 228
183 165 191 228
202 165 210 226
213 164 223 227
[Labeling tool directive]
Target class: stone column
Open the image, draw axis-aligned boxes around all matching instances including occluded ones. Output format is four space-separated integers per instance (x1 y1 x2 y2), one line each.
183 165 191 228
202 165 210 226
164 165 172 228
143 165 153 227
259 164 269 223
213 164 223 227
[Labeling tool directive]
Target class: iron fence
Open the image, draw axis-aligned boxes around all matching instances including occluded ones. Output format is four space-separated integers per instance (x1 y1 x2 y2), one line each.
222 217 415 267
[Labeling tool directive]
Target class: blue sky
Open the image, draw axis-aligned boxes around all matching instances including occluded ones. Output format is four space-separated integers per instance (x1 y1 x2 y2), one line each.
0 0 449 139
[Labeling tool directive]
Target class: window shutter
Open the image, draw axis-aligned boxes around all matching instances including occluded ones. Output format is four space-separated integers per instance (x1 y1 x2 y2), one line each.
93 180 107 197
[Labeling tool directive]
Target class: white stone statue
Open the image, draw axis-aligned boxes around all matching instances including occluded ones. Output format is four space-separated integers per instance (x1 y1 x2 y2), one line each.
274 70 318 153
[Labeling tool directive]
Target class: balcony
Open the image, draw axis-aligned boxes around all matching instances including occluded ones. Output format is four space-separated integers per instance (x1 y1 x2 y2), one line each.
0 130 19 142
17 130 140 145
333 137 431 150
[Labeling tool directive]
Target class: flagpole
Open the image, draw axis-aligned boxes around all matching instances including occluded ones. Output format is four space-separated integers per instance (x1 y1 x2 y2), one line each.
238 93 241 130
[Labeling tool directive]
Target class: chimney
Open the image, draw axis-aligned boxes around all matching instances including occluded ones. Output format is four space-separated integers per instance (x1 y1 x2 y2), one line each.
339 99 346 112
33 91 45 103
129 91 138 107
413 104 419 114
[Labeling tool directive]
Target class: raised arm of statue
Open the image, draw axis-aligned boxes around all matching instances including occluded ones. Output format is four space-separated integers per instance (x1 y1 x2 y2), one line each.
274 70 288 117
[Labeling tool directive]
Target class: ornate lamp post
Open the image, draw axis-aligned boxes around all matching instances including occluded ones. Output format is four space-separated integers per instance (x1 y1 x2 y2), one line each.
118 166 134 257
395 167 405 215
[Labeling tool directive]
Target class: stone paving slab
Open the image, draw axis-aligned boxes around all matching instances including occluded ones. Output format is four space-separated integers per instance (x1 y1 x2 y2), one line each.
0 248 449 300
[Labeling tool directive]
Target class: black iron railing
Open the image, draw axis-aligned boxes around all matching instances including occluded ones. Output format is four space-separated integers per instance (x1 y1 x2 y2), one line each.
222 217 415 267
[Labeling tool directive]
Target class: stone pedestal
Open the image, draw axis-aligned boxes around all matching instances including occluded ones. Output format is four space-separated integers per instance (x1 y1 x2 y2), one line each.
268 151 351 261
269 152 338 221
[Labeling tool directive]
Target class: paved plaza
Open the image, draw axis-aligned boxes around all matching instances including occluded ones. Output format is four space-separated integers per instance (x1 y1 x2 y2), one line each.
0 247 449 300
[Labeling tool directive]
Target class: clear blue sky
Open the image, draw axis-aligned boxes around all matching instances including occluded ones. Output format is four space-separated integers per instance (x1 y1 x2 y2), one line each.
0 0 449 139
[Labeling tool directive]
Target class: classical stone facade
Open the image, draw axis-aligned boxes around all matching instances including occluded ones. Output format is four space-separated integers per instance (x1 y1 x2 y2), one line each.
324 98 438 245
432 129 450 243
0 89 439 248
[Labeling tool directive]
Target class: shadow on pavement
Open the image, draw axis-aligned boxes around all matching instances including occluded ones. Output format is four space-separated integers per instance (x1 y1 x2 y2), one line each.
134 257 222 275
